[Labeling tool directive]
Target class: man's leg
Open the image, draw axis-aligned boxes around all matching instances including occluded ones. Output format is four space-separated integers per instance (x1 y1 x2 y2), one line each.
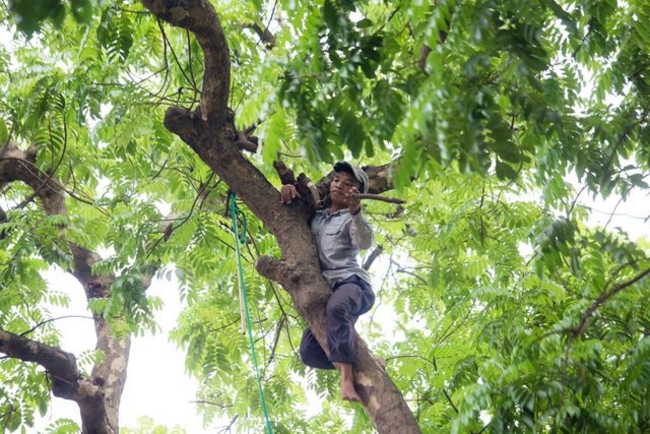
326 278 375 401
299 328 335 370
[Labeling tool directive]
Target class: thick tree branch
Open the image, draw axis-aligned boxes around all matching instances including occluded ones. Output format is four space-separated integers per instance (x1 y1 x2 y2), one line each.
0 143 67 213
0 329 107 431
0 330 80 388
256 255 330 315
256 253 415 432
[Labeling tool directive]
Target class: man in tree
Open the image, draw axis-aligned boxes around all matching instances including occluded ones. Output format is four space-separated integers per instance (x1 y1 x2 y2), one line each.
280 161 375 402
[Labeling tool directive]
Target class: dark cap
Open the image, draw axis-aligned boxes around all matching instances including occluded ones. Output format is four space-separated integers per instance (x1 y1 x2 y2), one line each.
333 161 369 193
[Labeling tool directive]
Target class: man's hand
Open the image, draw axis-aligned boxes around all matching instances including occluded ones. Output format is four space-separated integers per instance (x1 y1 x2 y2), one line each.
347 186 361 215
280 184 301 204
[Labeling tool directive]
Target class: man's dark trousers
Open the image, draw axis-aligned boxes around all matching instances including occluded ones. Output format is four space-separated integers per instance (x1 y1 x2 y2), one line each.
299 275 375 369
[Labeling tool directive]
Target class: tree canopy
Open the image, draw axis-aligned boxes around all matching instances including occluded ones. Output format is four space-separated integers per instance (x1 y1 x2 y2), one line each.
1 0 649 433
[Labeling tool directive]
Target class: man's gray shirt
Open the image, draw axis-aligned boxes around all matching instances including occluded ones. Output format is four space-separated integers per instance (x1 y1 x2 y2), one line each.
311 208 374 287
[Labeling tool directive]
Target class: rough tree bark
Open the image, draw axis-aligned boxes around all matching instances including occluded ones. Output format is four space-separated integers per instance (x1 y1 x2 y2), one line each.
0 143 150 434
140 1 421 432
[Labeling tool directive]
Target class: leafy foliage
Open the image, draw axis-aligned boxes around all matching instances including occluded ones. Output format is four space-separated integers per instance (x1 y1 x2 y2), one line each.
121 416 186 434
1 0 650 433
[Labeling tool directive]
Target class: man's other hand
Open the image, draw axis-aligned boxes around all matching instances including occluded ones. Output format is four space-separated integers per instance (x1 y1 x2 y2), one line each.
347 186 361 215
280 184 301 204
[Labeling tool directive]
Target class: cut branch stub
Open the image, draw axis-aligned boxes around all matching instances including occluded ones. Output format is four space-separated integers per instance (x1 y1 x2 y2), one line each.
273 159 296 185
296 173 321 210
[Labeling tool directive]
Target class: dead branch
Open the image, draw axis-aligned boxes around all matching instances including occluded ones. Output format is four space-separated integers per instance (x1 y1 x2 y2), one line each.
353 193 406 204
363 244 384 270
246 23 276 48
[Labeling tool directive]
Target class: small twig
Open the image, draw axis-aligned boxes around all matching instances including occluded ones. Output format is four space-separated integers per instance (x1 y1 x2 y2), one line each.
203 318 239 336
27 114 69 206
573 267 650 338
154 19 171 99
377 5 402 33
218 415 238 434
146 181 212 258
268 315 285 363
436 302 475 345
157 19 195 93
567 185 587 217
443 389 459 414
19 315 95 337
0 404 16 430
353 193 406 204
186 29 198 106
117 6 150 15
190 400 233 409
603 196 624 231
395 267 428 285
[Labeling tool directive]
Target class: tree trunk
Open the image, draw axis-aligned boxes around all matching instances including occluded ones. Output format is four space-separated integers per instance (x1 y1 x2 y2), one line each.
140 1 421 432
0 143 144 434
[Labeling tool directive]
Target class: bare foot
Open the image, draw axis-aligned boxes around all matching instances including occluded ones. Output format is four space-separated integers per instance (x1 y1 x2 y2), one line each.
339 362 361 402
341 379 361 402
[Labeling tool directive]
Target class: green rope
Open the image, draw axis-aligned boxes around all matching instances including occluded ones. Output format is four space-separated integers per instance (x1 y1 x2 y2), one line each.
228 192 273 434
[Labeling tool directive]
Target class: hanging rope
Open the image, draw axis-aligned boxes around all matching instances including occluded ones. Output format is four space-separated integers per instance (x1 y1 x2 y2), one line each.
228 192 273 434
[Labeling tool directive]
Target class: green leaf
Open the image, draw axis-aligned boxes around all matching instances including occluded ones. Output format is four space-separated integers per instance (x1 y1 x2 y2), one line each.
37 396 48 417
338 110 366 156
322 0 338 31
71 0 94 24
0 118 8 144
495 159 518 180
356 18 373 29
10 0 62 35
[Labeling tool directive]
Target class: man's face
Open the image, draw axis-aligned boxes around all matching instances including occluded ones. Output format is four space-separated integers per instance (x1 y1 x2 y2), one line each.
330 171 361 206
